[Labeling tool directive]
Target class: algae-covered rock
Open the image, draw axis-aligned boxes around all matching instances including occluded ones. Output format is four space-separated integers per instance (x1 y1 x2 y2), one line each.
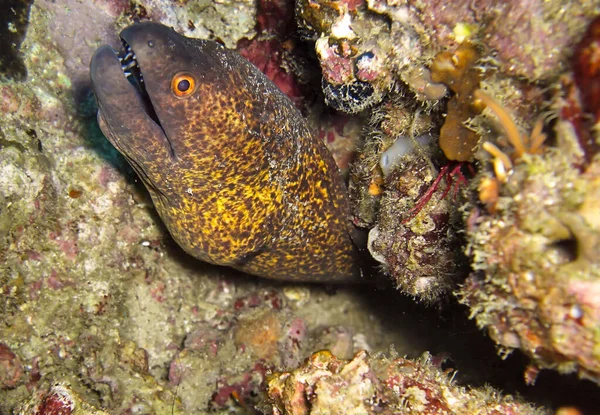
458 16 600 384
0 1 402 412
265 350 548 415
15 383 111 415
1 0 600 413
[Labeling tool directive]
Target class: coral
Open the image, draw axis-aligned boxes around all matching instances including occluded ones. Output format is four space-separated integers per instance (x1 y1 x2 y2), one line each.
348 95 467 302
265 350 548 415
460 149 600 383
342 4 600 384
459 31 600 382
134 0 256 49
404 66 448 102
476 89 546 186
314 32 390 113
573 14 600 123
366 151 468 302
239 0 364 172
1 0 599 412
15 383 110 415
430 42 483 162
0 343 24 390
313 113 363 176
379 132 436 177
296 0 423 113
413 0 598 82
234 311 283 362
0 1 407 412
349 95 436 227
569 14 600 163
237 0 304 109
164 284 402 411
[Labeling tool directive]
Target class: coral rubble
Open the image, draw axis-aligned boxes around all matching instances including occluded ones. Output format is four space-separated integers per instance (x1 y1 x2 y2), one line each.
265 350 548 415
15 383 110 415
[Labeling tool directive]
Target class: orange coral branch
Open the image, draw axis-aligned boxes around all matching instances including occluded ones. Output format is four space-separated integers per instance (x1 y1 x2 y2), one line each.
529 118 547 154
482 141 513 183
474 89 526 157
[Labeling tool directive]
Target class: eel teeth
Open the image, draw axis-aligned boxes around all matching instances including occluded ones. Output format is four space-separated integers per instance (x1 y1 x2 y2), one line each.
122 50 134 61
122 60 138 71
119 43 139 73
119 41 145 85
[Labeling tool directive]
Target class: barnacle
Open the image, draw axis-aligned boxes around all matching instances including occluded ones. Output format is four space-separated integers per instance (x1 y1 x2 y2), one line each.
475 89 547 183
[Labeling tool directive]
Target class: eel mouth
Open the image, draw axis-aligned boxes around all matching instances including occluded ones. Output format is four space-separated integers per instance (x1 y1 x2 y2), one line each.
118 40 142 84
116 38 175 158
117 38 161 126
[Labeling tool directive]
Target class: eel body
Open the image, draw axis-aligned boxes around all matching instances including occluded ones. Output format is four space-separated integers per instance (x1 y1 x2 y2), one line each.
90 22 362 282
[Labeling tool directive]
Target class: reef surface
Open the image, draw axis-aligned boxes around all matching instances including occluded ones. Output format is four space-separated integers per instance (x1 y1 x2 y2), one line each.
1 0 600 414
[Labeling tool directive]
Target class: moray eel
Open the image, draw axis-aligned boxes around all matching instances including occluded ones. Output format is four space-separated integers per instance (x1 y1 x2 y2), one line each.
90 22 362 282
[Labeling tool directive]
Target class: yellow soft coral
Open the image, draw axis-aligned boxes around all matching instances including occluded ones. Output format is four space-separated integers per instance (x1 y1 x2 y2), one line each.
430 42 482 162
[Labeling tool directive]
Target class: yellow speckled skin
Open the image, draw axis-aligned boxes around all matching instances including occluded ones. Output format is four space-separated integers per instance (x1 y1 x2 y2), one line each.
90 22 362 282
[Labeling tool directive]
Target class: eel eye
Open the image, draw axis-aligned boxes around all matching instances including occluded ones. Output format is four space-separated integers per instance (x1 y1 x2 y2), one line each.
171 72 196 98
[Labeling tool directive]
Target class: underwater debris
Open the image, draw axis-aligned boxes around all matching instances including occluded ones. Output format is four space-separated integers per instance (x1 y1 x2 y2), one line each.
265 350 548 415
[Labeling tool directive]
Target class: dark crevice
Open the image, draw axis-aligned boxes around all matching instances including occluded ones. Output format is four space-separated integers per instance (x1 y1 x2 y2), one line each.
0 0 34 81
